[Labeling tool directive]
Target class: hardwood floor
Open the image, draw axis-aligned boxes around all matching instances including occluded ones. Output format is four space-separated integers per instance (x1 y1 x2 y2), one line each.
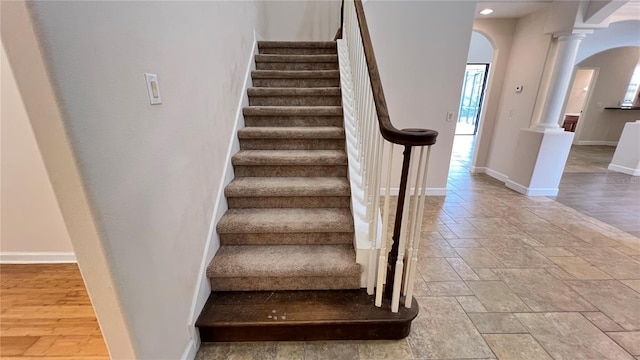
554 145 640 238
0 264 108 359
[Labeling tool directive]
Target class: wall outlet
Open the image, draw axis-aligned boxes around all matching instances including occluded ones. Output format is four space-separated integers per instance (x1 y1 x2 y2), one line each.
508 108 514 117
446 111 455 122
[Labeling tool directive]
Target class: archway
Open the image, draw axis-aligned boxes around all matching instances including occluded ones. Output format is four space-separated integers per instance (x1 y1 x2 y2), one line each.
449 30 495 174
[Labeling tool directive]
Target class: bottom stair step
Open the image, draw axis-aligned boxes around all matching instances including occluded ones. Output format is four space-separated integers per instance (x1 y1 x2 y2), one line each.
196 289 419 342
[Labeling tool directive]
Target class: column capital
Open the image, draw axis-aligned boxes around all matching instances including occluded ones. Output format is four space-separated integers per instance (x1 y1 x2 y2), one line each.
553 28 593 39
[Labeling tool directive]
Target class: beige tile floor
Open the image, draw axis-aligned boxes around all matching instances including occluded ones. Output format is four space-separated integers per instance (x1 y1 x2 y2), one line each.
197 136 640 359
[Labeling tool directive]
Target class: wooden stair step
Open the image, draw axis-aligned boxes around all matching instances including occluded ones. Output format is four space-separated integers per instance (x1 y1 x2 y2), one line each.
196 289 419 341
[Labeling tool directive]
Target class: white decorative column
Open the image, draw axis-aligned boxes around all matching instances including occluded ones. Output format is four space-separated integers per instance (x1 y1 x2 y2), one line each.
505 31 590 196
533 33 588 130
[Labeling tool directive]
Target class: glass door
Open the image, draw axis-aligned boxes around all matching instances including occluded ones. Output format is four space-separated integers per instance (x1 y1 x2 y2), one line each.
455 64 489 135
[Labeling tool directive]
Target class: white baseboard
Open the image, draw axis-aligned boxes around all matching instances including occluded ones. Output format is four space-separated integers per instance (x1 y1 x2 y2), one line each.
484 168 509 182
379 187 447 196
505 179 558 196
184 31 259 359
608 163 640 176
0 252 76 264
180 338 198 360
470 166 487 174
576 141 618 146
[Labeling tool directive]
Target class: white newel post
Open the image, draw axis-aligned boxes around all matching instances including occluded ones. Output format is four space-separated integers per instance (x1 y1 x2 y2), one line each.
534 33 587 130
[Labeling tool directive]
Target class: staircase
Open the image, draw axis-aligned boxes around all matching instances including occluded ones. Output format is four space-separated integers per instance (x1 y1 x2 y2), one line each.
196 41 418 342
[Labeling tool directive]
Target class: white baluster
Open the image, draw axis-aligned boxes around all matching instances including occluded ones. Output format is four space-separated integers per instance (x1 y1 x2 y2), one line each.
375 143 394 307
405 146 431 308
403 146 425 296
391 150 417 312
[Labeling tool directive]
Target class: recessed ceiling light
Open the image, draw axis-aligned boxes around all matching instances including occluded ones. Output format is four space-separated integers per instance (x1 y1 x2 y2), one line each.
480 8 494 15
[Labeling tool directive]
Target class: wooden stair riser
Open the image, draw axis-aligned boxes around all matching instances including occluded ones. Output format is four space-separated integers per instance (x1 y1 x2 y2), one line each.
197 290 419 342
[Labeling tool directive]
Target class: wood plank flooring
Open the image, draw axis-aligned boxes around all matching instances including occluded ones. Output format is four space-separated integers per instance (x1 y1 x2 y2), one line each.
554 145 640 238
0 264 108 359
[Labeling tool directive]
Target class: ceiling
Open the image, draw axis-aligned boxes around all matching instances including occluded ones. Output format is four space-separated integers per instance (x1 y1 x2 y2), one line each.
609 1 640 23
475 0 552 19
475 0 640 21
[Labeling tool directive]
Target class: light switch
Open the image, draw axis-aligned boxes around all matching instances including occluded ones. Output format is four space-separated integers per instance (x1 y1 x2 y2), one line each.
446 111 455 122
144 73 162 105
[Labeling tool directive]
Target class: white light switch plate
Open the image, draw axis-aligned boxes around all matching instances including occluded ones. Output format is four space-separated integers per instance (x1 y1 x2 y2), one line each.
144 73 162 105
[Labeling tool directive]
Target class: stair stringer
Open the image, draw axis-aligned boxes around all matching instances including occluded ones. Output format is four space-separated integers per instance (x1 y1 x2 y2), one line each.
337 39 383 292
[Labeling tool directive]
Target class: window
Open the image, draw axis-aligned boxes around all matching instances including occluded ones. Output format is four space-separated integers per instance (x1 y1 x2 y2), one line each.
622 64 640 107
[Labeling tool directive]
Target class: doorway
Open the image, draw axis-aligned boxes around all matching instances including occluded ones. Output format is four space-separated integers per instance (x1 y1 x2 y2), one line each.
455 63 489 135
566 68 597 143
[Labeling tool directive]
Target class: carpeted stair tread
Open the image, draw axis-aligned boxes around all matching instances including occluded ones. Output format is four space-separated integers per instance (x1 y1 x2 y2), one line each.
225 177 350 198
238 126 344 139
206 244 360 279
217 207 353 234
248 87 341 96
252 70 339 79
258 41 337 49
232 150 347 166
255 54 338 63
243 106 342 117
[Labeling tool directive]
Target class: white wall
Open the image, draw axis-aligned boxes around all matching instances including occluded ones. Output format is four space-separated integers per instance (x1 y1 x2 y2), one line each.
9 1 260 358
576 20 640 63
260 1 341 40
365 0 476 192
576 46 640 143
1 43 74 259
467 31 494 64
484 11 552 177
470 19 517 171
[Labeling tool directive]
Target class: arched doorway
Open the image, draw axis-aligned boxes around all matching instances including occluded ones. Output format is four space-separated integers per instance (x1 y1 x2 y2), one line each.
449 31 494 174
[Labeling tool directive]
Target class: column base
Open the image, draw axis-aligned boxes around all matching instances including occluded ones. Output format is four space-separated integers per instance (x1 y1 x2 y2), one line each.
609 121 640 176
504 128 574 197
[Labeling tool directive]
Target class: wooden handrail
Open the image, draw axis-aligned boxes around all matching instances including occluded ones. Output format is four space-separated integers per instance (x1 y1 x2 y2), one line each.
352 0 438 147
